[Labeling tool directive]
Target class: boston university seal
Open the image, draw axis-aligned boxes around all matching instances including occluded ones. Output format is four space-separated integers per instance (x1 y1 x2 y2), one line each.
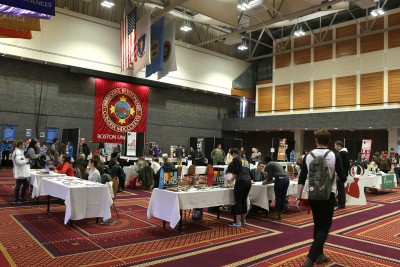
101 87 143 133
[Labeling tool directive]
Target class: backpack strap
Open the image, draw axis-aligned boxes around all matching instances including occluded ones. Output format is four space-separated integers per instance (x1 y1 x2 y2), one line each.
322 150 331 159
309 151 316 159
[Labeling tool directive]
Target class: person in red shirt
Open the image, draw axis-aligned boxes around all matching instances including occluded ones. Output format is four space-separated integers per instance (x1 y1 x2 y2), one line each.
55 154 75 177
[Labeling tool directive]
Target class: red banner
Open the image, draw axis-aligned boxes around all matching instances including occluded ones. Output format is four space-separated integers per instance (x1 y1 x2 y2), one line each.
0 26 32 39
92 78 149 143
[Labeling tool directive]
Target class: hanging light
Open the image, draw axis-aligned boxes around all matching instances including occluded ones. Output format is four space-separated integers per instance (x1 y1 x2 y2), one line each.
180 20 192 32
238 39 248 50
100 0 114 8
370 0 384 16
180 8 192 32
237 0 251 11
294 25 305 37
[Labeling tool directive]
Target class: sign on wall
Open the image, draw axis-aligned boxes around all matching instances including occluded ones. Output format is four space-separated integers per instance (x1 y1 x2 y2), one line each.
92 78 149 143
2 125 15 141
46 128 58 143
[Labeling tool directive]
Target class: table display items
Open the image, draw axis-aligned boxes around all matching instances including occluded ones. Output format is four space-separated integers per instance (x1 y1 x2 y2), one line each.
158 168 178 189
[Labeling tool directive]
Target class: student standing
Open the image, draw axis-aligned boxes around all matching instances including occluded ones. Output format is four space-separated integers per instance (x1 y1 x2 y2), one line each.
296 129 347 267
11 140 30 204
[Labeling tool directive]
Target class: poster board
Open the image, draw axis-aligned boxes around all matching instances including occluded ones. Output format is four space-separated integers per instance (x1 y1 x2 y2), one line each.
124 132 145 157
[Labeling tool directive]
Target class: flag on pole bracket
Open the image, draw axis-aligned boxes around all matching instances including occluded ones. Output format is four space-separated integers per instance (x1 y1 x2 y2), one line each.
133 13 150 76
146 17 164 78
158 21 177 80
127 7 137 68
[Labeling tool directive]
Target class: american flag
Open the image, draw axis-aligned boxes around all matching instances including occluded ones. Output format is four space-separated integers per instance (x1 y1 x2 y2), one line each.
127 7 137 68
120 10 128 72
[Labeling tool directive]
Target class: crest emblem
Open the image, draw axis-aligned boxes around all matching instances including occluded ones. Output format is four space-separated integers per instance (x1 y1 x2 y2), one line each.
101 87 143 133
137 33 147 58
163 40 171 62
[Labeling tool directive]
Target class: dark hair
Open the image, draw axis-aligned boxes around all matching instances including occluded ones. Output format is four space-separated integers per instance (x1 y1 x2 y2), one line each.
314 129 331 146
28 139 38 149
89 158 98 166
53 138 59 143
230 148 239 155
264 155 272 163
98 142 105 149
257 162 265 166
108 158 118 168
61 154 71 163
335 141 344 147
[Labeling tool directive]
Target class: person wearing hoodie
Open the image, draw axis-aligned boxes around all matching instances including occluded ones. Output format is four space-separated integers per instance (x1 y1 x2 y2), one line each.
334 141 350 210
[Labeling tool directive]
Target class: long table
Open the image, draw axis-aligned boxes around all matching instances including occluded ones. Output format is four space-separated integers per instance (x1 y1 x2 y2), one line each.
147 181 306 231
30 172 113 224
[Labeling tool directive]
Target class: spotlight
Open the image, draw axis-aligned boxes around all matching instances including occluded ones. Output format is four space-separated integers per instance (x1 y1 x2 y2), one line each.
101 0 114 8
238 39 248 50
180 20 192 32
237 0 250 11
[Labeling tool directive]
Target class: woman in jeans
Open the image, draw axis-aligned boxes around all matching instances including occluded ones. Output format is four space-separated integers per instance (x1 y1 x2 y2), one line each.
226 148 252 227
265 155 290 220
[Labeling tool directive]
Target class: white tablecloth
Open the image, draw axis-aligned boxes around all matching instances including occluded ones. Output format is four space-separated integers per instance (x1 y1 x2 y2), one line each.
35 176 113 224
147 188 235 228
364 173 397 190
29 171 66 198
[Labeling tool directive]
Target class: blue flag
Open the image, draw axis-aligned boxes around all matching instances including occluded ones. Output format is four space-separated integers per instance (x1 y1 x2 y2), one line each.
0 0 55 16
146 17 164 78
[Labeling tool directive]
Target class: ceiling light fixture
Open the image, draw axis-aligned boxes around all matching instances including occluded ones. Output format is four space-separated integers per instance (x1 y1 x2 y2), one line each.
237 0 250 11
371 0 384 16
180 8 192 32
238 38 248 50
101 0 114 8
294 24 305 37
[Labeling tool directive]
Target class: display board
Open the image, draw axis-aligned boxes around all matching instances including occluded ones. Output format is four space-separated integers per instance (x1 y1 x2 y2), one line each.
124 132 145 157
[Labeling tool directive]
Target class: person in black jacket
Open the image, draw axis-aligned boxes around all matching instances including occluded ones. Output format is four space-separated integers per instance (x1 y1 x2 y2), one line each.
226 148 252 227
297 129 347 267
334 141 350 209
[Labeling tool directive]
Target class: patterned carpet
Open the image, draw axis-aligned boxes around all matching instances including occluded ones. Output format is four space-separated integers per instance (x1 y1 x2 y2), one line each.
0 169 399 266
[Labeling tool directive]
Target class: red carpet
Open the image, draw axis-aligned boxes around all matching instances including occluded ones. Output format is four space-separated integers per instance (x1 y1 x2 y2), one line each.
0 169 399 266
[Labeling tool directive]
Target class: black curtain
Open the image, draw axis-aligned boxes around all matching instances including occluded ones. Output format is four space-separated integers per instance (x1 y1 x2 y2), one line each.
62 128 80 159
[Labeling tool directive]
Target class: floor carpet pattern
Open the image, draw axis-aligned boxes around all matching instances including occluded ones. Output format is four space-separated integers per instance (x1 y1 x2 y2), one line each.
0 169 399 266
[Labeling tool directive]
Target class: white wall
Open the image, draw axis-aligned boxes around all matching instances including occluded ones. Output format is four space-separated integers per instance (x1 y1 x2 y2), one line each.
0 8 250 95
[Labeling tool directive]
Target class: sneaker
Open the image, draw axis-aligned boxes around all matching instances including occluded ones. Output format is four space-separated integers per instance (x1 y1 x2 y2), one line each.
228 221 241 227
18 198 27 203
334 206 339 211
101 220 114 225
12 200 20 205
315 253 331 264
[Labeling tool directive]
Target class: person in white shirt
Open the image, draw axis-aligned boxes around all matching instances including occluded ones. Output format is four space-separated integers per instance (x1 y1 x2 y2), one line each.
88 158 101 183
11 140 31 204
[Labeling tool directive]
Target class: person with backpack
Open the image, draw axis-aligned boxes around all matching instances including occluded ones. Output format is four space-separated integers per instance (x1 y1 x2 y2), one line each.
296 129 347 267
109 159 126 192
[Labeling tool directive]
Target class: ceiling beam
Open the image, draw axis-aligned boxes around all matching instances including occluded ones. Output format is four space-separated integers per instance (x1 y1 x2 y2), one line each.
197 0 345 47
151 0 188 17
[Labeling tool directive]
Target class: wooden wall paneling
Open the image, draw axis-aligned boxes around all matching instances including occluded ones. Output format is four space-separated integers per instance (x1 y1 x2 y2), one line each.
293 82 310 110
388 69 400 103
388 29 400 48
257 86 273 112
360 17 384 32
360 33 384 53
275 84 291 111
388 13 400 48
360 72 384 105
294 49 311 65
313 79 332 108
315 30 333 62
276 52 292 69
336 75 356 107
336 24 357 58
293 36 311 65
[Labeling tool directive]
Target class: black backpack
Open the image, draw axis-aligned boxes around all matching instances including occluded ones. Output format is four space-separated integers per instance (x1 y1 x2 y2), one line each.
308 151 333 201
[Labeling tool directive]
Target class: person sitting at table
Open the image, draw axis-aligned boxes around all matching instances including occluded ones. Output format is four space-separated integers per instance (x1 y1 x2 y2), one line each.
264 155 290 220
187 147 196 162
250 162 267 182
226 148 252 227
54 154 75 176
162 156 174 170
109 159 126 192
48 151 60 170
72 153 87 168
194 148 205 166
88 158 101 183
11 140 30 204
